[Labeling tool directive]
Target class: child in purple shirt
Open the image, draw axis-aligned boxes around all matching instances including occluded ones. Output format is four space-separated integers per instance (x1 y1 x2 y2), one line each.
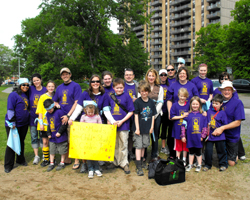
181 96 207 173
204 94 228 172
80 101 103 179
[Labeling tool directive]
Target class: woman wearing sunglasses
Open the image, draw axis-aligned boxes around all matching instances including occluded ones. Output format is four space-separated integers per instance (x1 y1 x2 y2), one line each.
68 74 115 172
4 78 30 173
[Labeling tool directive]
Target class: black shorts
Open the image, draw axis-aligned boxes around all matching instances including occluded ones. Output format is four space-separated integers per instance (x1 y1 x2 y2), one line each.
189 147 202 156
40 131 49 138
226 141 238 162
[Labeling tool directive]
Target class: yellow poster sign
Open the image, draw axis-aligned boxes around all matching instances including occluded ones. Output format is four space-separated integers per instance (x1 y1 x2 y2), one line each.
69 122 117 161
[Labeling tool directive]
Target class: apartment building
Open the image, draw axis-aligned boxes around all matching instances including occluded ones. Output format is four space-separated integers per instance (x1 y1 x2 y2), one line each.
118 0 238 70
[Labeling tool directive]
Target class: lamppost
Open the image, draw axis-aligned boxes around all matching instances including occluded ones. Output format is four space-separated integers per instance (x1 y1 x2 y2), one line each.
17 57 20 78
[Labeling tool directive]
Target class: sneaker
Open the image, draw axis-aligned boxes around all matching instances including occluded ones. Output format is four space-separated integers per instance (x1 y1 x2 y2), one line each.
239 156 246 161
183 160 187 167
95 170 103 177
186 164 193 172
80 163 87 173
136 167 144 176
203 167 210 172
47 164 55 172
142 160 147 169
195 165 201 173
193 162 198 168
56 163 65 171
219 166 227 172
33 156 40 165
160 147 170 154
124 164 130 174
88 171 94 179
40 160 50 167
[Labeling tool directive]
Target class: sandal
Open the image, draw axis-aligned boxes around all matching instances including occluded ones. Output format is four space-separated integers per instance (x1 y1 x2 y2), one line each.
72 163 80 170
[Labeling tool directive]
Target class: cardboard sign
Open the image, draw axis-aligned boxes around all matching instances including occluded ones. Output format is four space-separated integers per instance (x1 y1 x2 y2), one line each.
69 122 117 161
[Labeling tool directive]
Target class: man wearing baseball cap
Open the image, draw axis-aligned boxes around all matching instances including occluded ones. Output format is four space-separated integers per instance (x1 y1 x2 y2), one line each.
53 67 82 164
213 81 245 167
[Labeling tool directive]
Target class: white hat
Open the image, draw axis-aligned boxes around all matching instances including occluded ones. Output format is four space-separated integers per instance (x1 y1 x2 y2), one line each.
18 78 29 85
159 69 168 75
60 67 71 75
83 100 97 108
177 57 185 64
219 81 236 92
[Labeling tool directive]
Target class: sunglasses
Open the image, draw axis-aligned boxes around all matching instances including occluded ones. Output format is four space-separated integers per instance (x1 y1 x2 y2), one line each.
220 78 229 80
160 74 167 77
91 80 100 83
178 62 183 64
21 84 29 87
167 69 175 72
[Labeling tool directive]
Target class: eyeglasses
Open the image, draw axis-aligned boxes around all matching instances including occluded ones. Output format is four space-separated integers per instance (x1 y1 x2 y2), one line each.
160 74 167 77
178 63 183 65
21 84 29 87
220 78 229 81
91 80 100 83
167 69 175 72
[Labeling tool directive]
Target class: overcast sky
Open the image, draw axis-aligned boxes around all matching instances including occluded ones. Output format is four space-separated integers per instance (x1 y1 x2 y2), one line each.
0 0 118 50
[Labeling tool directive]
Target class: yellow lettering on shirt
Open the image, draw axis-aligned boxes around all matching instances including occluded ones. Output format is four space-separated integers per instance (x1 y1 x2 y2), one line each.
201 82 208 95
128 90 134 99
50 117 56 132
192 117 200 134
163 88 167 100
62 90 68 105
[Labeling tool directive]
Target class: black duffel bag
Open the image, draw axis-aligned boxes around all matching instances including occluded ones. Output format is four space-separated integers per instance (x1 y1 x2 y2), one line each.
154 157 185 186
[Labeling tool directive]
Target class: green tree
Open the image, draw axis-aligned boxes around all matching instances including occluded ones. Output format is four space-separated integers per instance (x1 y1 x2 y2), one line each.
194 23 228 77
0 44 13 82
13 0 151 81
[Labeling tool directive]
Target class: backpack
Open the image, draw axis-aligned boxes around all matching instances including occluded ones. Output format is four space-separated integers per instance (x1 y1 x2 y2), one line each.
154 157 186 186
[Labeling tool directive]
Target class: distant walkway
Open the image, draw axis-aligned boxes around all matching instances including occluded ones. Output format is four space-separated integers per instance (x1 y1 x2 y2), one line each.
2 87 12 94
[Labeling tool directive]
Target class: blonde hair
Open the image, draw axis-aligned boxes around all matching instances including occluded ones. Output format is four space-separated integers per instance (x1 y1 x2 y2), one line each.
178 88 189 98
145 68 160 85
189 96 203 113
83 104 99 115
138 80 151 93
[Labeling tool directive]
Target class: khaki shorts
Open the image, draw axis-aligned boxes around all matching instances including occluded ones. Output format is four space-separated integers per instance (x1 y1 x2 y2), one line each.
50 141 68 155
133 133 150 149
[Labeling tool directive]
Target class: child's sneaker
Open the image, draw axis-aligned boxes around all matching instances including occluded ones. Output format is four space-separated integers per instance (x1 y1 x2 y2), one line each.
47 164 55 172
185 164 193 172
136 167 144 176
160 147 168 154
88 171 94 179
40 160 50 167
219 166 227 172
203 167 210 172
33 156 40 165
95 170 103 177
183 160 187 167
56 163 65 171
239 156 246 161
195 165 201 173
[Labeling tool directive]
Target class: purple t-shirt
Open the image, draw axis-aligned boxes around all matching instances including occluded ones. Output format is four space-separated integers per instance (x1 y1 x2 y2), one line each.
170 102 190 139
46 109 68 143
213 88 239 99
191 77 213 100
5 92 29 127
124 83 137 99
104 83 114 96
184 112 207 148
77 91 109 122
168 77 177 86
222 98 245 143
53 81 82 115
207 109 227 141
108 92 134 131
166 81 199 104
29 86 47 126
160 84 169 113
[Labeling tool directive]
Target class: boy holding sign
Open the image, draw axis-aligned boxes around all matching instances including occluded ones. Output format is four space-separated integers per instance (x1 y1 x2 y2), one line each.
107 78 134 174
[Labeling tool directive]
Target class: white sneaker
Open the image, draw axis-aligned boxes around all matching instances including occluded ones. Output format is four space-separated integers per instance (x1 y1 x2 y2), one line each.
88 171 94 179
195 165 201 173
239 156 246 160
160 147 170 154
95 170 103 177
33 156 40 165
186 164 193 172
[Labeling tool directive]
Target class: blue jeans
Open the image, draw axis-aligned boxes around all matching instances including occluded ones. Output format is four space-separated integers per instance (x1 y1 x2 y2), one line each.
87 160 99 171
30 126 42 149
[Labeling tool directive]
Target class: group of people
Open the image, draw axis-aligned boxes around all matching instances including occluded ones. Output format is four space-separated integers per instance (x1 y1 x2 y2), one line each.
4 63 246 178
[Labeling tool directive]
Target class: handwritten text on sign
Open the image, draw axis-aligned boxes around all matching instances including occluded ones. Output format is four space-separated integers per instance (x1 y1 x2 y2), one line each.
69 122 117 161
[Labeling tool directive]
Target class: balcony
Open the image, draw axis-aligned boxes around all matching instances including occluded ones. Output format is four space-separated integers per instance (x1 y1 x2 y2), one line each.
170 58 191 63
207 2 221 11
118 26 123 30
151 27 163 32
150 54 162 59
151 34 163 39
150 6 162 13
170 27 191 34
170 35 191 41
151 13 162 19
207 12 221 19
207 0 219 2
132 25 144 31
171 42 191 49
150 40 162 45
151 47 163 52
207 19 221 25
136 31 144 36
151 0 162 6
171 51 191 56
171 11 191 20
152 20 163 26
170 0 191 6
171 19 191 27
138 37 145 42
151 61 162 65
171 4 191 13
